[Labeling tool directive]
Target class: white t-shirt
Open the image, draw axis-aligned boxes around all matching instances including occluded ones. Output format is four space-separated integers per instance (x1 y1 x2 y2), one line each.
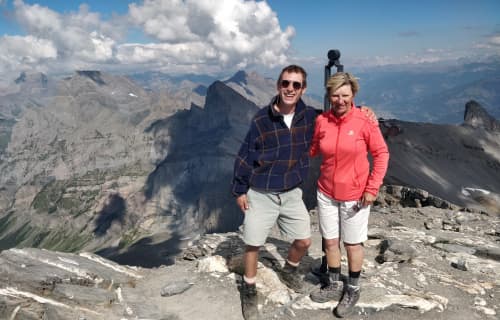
283 112 294 128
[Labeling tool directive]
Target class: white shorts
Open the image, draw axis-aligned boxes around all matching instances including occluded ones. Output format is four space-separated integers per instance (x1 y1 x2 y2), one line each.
317 190 370 244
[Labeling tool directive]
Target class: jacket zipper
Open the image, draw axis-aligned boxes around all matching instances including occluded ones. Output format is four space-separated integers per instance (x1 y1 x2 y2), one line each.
332 120 341 198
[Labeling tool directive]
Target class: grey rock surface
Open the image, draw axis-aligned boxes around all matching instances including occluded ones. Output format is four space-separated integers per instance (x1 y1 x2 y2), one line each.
0 200 498 320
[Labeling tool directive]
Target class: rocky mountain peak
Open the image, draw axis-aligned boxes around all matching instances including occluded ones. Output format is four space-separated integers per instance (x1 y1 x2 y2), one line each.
222 70 278 107
463 100 500 131
204 80 257 120
14 71 48 85
226 70 247 86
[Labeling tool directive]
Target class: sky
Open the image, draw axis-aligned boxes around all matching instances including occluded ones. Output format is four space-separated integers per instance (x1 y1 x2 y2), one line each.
0 0 499 94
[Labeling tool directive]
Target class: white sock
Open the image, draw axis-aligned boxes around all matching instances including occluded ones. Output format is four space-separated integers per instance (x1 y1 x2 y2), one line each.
243 275 256 285
286 259 300 267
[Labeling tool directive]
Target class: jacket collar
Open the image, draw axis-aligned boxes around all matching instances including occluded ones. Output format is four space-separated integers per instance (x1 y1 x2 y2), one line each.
326 102 356 123
268 95 306 120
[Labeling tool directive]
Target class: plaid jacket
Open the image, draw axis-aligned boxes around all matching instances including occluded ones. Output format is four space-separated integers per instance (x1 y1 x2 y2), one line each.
232 96 318 196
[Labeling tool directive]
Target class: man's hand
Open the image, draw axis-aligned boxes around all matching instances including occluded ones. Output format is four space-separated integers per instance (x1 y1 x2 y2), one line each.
359 106 378 123
361 192 377 207
236 194 249 213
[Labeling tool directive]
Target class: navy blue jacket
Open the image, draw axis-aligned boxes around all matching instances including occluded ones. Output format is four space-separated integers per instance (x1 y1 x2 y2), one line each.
232 96 318 196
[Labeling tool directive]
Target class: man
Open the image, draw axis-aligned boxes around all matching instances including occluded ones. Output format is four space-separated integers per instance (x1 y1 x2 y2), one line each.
232 64 317 319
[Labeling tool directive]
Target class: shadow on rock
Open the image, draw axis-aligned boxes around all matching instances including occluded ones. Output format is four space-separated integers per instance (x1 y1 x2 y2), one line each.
93 193 126 236
96 231 184 268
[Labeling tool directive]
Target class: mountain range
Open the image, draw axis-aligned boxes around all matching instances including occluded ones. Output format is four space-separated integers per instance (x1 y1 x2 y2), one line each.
0 68 498 263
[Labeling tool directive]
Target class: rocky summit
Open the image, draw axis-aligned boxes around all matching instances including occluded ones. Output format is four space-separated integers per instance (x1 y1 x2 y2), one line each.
0 187 498 319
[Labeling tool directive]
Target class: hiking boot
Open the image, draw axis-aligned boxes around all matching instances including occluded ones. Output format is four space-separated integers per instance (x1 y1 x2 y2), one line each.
276 263 305 293
241 282 259 320
333 284 360 318
311 265 329 285
310 280 344 303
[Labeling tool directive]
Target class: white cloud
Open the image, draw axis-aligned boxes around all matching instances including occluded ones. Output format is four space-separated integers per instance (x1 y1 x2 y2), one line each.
127 0 293 70
471 34 500 51
0 35 56 75
12 0 122 62
0 0 293 79
424 48 445 54
488 35 500 46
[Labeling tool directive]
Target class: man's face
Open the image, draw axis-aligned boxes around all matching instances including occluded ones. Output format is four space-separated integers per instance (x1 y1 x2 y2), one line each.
278 71 306 107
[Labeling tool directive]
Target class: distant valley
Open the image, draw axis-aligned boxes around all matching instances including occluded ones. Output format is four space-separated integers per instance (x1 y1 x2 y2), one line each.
352 57 500 123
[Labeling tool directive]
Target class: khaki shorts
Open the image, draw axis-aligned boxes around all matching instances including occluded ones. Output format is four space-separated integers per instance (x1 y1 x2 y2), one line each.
317 190 369 244
242 187 311 246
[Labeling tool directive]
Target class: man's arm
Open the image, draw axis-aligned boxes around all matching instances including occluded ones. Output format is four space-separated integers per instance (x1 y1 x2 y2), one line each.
232 122 258 212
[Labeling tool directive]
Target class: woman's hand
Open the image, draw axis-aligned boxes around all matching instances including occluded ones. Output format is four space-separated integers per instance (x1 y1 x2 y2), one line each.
361 192 377 207
236 194 249 212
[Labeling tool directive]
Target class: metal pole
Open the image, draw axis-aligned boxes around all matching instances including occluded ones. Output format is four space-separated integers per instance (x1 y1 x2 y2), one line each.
319 49 344 274
324 49 343 111
323 65 331 111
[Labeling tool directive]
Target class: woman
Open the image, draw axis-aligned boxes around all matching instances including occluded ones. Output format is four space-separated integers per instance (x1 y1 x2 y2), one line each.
309 72 389 318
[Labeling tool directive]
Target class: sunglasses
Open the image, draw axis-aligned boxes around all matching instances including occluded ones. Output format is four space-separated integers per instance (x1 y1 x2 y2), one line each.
280 79 303 90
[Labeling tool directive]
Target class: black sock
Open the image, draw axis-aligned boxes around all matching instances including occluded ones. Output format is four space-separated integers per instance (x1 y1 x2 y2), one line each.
320 255 328 273
348 270 361 286
284 261 297 272
328 267 341 282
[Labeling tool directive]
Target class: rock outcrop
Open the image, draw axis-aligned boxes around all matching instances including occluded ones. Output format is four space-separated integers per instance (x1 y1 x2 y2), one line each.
463 100 500 131
382 112 500 213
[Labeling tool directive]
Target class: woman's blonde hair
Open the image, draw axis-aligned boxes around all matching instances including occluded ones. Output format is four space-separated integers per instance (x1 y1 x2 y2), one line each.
326 72 359 95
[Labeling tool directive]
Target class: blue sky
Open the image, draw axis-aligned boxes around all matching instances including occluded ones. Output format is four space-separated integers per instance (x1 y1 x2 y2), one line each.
270 0 500 63
0 0 499 94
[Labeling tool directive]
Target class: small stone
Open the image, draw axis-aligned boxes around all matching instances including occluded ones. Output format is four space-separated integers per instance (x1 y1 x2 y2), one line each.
473 296 487 306
451 259 468 271
475 306 496 316
197 255 229 273
160 280 193 297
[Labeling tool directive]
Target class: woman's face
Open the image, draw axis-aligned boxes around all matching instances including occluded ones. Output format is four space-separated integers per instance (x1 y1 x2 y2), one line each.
329 84 354 117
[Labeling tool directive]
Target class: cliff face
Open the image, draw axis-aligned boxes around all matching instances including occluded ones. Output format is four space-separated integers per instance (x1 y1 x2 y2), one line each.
142 81 259 235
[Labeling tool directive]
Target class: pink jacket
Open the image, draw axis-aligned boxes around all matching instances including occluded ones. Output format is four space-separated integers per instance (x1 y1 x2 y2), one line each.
310 106 389 201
